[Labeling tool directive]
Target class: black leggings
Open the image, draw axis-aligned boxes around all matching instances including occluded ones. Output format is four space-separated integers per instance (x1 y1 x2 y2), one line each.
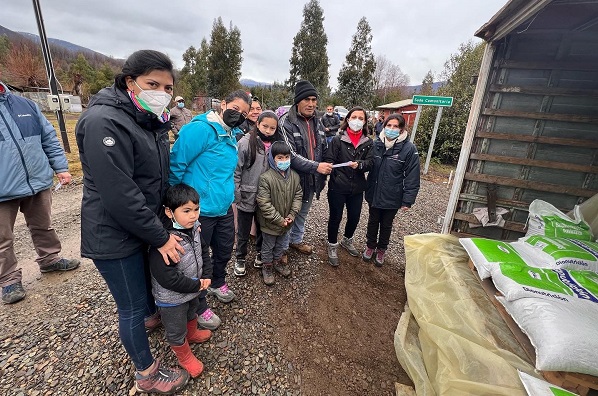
327 191 363 243
366 206 399 250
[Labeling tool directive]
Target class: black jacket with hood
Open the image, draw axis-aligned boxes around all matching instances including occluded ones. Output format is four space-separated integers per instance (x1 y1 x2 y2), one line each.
365 137 420 209
323 130 373 195
281 105 327 201
76 85 171 259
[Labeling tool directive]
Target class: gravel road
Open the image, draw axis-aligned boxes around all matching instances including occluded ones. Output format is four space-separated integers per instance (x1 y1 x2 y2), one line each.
0 175 451 395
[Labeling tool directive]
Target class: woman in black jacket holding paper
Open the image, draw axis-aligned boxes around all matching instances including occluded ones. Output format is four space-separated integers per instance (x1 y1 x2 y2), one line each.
363 114 420 267
323 106 373 267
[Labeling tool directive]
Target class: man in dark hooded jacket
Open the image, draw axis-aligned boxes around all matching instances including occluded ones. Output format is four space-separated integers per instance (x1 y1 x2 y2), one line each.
281 80 333 255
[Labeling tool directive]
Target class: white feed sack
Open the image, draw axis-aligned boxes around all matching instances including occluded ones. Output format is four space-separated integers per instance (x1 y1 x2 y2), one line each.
526 199 594 241
490 262 598 304
518 236 598 273
459 238 530 279
497 296 598 376
517 370 579 396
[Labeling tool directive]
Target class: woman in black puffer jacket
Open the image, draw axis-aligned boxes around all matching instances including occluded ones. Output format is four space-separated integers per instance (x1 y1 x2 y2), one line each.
323 106 373 267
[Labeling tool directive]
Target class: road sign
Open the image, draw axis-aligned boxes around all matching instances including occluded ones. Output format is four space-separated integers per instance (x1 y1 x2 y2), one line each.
412 95 453 107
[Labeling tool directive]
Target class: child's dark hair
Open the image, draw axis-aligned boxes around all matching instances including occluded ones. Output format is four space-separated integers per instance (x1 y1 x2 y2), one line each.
248 111 280 167
115 50 174 90
270 141 290 157
164 184 199 209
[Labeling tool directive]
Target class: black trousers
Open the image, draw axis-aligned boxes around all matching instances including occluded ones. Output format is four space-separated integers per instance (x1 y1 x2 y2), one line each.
198 206 234 289
327 191 363 244
366 206 399 250
235 209 262 259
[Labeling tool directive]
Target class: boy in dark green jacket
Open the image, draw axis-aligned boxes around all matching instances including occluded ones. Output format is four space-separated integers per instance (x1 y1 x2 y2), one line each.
256 142 302 285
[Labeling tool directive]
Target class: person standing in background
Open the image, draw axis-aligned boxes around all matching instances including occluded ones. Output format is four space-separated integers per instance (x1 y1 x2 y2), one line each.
321 105 340 143
170 96 192 141
0 81 80 305
237 96 263 141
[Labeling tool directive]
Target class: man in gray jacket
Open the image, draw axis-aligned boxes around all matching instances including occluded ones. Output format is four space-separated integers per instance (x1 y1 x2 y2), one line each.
170 96 192 140
0 82 80 304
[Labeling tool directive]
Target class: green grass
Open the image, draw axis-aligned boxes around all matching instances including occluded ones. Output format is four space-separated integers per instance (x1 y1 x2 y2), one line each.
45 112 82 179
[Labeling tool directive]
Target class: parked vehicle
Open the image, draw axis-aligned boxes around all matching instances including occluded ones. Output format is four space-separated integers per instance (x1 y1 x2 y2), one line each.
334 106 349 120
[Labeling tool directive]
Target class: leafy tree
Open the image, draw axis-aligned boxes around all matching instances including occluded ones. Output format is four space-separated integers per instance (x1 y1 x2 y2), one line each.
287 0 329 97
207 17 243 99
336 17 376 108
4 42 46 87
419 70 435 95
0 35 10 65
371 55 410 107
89 63 116 95
68 54 95 97
178 38 210 102
415 41 485 163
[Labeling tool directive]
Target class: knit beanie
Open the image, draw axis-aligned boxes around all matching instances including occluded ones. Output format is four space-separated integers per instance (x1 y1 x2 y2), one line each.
294 80 318 105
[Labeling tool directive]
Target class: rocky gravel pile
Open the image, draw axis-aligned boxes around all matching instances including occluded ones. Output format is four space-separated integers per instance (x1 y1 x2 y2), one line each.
0 177 450 395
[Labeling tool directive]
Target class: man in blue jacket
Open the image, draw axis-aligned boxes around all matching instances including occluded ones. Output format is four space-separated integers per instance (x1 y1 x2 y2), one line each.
0 82 80 304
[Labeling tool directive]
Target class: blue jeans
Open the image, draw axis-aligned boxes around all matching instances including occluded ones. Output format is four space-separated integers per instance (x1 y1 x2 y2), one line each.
288 192 314 245
94 250 155 371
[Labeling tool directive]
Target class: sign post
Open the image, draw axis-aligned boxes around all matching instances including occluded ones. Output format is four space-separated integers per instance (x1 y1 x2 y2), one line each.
409 95 453 174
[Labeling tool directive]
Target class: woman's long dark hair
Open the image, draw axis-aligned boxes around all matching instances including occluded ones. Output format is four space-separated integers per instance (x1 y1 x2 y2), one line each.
114 50 174 89
248 111 280 168
339 106 370 135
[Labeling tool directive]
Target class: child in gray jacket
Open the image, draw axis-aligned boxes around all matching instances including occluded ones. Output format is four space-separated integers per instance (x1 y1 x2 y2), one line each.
149 184 213 378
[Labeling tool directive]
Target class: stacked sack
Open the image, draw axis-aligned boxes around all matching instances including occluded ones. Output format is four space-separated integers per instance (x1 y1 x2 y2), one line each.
460 199 598 376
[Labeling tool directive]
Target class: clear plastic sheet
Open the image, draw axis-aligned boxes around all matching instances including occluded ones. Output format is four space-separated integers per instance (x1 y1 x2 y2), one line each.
395 233 542 395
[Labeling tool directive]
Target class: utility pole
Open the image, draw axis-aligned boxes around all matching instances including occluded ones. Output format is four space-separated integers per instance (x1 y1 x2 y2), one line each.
32 0 71 152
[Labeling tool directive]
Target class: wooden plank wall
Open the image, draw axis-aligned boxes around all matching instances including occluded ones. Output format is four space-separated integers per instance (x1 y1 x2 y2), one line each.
451 16 598 240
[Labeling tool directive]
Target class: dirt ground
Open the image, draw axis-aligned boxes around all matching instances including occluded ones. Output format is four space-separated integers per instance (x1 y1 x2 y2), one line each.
5 115 452 394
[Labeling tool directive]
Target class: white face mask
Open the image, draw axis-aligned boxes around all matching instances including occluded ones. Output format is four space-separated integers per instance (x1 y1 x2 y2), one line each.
326 112 333 116
348 119 364 131
134 81 172 117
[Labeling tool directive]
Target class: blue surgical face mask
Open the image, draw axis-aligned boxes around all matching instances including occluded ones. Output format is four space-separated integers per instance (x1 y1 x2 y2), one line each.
167 208 191 230
177 102 185 109
384 128 400 140
276 159 291 171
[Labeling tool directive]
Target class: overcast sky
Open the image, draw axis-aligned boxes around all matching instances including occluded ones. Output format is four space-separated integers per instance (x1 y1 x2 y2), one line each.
2 0 507 88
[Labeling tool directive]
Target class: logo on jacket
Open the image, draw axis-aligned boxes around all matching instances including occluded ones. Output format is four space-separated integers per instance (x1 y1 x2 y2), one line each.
103 136 115 147
17 114 32 117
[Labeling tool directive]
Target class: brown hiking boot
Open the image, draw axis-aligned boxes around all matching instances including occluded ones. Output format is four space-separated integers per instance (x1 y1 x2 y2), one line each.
262 263 275 286
289 242 313 255
135 359 189 394
273 259 291 277
144 311 162 333
280 251 288 265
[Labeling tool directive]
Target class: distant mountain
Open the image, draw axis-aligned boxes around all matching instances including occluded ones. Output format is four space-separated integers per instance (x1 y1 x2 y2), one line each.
240 78 271 88
17 31 109 59
0 24 121 65
406 81 446 94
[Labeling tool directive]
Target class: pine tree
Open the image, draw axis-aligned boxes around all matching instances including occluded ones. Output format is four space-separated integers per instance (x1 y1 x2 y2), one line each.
415 42 485 163
207 17 243 99
420 70 435 95
287 0 329 97
336 17 376 108
178 38 210 102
